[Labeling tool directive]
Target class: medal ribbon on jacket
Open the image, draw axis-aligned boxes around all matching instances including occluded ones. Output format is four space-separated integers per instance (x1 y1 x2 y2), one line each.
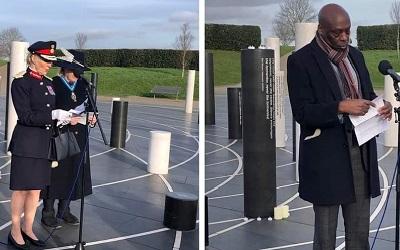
60 76 77 102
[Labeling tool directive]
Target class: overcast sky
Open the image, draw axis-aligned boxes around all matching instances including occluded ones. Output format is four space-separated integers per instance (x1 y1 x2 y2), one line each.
206 0 394 46
0 0 198 49
1 1 394 49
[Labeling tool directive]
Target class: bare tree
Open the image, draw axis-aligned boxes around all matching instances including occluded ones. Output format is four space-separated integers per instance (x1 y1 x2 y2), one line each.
75 32 88 49
391 0 400 60
272 0 317 45
0 27 25 59
273 20 293 45
175 23 194 78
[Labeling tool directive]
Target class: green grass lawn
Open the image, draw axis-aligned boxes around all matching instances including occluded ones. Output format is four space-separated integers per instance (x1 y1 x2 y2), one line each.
209 47 294 86
48 67 199 99
280 45 294 57
1 48 397 96
0 59 6 66
362 50 400 89
208 50 241 86
210 48 400 89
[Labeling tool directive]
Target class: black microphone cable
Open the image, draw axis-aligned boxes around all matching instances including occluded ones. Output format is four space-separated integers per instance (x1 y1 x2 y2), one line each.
371 151 399 249
43 124 93 244
1 125 93 247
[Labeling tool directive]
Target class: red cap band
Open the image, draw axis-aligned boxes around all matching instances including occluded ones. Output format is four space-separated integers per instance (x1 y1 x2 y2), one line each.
35 49 54 55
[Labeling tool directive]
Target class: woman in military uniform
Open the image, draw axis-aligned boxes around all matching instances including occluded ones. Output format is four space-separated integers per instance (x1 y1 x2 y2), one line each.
41 49 95 229
8 41 79 249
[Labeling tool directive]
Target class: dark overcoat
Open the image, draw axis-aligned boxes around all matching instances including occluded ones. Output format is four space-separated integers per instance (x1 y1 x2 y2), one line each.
287 39 380 205
9 69 56 189
41 76 92 200
9 69 55 158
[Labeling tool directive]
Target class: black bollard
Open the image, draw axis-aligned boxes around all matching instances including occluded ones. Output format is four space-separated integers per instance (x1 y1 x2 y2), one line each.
110 101 128 148
205 195 209 246
4 62 10 141
227 87 242 139
241 48 276 218
205 53 215 125
163 192 198 231
291 51 297 162
90 72 98 105
292 117 296 162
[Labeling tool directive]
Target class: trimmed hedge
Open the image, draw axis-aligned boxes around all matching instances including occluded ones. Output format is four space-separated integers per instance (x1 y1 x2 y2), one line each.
357 24 398 50
205 23 261 51
58 49 199 70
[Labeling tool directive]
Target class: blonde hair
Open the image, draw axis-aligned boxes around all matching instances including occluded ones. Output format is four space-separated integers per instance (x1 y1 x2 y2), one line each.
26 52 33 66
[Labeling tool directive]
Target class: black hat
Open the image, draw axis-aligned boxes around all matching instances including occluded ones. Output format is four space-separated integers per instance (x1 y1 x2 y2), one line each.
28 41 57 61
54 49 91 73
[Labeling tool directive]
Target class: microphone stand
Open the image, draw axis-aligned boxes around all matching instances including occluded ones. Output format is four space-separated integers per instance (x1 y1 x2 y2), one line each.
393 79 400 250
75 77 108 250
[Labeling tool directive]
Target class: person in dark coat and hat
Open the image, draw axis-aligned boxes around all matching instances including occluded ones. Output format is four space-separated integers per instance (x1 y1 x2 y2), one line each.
8 41 79 249
41 49 96 228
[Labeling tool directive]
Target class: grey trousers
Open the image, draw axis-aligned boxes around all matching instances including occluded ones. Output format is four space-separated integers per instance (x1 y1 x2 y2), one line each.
313 134 370 250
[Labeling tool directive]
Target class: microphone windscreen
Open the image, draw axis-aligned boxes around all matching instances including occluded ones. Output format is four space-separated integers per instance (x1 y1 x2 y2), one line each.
378 60 392 75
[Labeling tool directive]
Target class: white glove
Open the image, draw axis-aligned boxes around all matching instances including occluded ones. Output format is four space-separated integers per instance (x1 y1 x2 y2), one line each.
57 119 70 127
51 109 72 121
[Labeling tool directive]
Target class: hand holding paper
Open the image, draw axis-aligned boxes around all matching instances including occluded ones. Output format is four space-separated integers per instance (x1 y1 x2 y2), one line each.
52 109 71 121
70 116 81 125
338 99 375 116
377 100 393 120
52 109 72 126
349 96 389 145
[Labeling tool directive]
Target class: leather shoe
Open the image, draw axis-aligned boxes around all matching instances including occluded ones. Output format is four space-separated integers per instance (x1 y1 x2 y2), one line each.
21 230 46 247
8 232 29 249
59 211 79 225
41 210 61 229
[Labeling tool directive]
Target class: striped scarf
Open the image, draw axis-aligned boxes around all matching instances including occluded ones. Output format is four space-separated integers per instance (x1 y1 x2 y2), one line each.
315 32 360 99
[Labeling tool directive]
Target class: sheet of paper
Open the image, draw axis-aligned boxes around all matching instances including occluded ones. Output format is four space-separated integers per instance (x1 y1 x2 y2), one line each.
349 96 384 126
68 99 87 115
349 96 389 146
78 116 86 125
78 112 94 125
353 115 389 145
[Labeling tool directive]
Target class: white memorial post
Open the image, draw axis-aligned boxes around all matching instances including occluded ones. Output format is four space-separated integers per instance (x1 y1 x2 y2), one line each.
147 131 171 174
384 75 398 147
266 37 285 147
185 70 196 114
7 41 29 152
294 23 318 181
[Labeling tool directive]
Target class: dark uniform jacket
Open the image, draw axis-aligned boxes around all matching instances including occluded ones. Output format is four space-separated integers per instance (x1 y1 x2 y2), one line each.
9 68 55 159
287 39 380 205
41 75 93 200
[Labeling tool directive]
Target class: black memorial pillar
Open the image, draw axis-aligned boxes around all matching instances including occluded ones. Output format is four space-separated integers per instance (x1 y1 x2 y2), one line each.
241 48 276 218
205 53 216 125
227 87 242 139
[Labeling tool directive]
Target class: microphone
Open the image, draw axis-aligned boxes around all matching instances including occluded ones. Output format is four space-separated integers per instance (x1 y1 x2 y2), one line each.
378 60 400 82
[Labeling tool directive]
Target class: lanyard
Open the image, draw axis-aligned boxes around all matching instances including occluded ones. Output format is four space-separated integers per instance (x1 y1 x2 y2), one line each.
60 75 77 92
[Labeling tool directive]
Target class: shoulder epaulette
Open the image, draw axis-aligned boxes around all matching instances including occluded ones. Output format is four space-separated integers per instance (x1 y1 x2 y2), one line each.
13 71 25 79
44 75 52 81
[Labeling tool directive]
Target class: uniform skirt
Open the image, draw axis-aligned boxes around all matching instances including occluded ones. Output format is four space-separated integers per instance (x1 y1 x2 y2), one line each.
10 155 51 190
